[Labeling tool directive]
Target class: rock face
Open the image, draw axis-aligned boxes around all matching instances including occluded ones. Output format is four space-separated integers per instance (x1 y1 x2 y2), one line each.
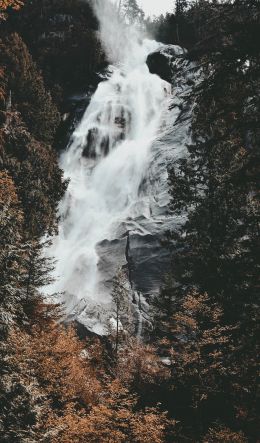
94 46 200 334
47 43 200 336
55 65 115 151
146 45 187 83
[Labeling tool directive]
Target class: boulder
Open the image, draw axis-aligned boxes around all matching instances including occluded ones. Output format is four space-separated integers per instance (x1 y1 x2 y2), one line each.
146 44 186 83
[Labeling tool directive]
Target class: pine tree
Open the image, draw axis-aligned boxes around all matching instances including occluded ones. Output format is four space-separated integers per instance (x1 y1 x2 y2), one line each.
175 0 188 16
161 2 260 439
122 0 144 24
110 268 133 358
175 0 188 44
0 33 60 144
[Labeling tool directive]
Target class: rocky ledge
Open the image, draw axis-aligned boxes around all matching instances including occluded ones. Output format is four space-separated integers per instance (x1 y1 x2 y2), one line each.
146 44 187 83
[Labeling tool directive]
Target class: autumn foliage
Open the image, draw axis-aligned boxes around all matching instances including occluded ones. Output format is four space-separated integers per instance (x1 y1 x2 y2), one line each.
5 305 170 442
0 0 23 9
0 0 23 20
0 67 6 103
0 1 259 441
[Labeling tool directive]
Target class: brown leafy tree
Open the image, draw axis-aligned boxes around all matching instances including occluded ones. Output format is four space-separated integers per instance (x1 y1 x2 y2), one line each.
0 0 23 20
203 426 248 443
117 337 169 400
7 306 171 442
154 290 258 441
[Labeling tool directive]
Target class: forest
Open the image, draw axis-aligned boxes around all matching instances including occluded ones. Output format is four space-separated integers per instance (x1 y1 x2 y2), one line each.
0 0 259 442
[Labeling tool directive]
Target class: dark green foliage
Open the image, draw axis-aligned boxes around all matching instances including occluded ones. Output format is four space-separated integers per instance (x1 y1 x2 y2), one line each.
1 113 66 236
153 1 260 440
147 0 260 52
0 33 60 143
145 6 196 48
0 0 259 441
7 0 105 108
0 9 67 438
175 0 188 16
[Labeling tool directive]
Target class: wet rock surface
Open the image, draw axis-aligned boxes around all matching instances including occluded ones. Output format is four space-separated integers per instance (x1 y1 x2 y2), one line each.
54 65 114 151
91 47 197 332
49 44 199 336
147 51 173 83
146 44 187 82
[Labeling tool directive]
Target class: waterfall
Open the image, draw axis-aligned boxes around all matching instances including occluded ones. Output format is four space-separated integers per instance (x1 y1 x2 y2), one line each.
45 36 174 334
44 3 195 335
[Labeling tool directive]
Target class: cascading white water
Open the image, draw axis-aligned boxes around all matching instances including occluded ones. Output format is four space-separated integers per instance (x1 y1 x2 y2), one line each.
45 33 172 334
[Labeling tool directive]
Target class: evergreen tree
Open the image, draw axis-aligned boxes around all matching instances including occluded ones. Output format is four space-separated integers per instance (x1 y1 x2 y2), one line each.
122 0 144 24
175 0 188 16
110 268 133 358
158 1 260 439
0 33 60 144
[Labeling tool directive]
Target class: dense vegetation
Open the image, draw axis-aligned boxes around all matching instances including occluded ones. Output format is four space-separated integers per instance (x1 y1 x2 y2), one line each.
0 0 259 441
153 1 259 440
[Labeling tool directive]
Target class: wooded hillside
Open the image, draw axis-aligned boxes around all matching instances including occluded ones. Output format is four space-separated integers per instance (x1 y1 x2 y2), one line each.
0 1 259 441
